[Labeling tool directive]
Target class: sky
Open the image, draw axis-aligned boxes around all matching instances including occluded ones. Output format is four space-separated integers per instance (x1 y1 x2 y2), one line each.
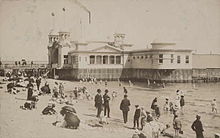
0 0 220 61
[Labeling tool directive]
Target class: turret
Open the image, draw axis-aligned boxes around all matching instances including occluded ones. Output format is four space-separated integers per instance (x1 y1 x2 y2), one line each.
114 33 125 47
48 29 59 44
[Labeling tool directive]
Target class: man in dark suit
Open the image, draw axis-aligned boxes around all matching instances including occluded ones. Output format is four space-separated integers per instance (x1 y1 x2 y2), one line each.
120 95 131 124
95 89 103 118
103 89 110 118
191 115 204 138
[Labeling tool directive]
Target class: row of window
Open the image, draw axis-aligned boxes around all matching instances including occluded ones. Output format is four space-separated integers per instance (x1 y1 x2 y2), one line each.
158 54 189 64
90 55 122 64
65 54 189 65
129 54 190 64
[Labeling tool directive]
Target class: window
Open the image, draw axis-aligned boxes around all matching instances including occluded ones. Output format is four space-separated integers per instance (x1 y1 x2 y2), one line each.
171 54 174 63
64 59 68 64
145 55 148 59
64 55 68 58
159 54 163 63
64 55 68 64
150 55 153 58
185 55 189 63
110 56 115 64
177 56 181 64
133 56 135 59
90 55 95 64
103 55 108 64
96 55 102 64
116 56 121 64
141 56 144 59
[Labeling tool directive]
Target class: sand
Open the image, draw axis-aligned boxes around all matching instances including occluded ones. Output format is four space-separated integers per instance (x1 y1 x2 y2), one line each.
0 77 220 138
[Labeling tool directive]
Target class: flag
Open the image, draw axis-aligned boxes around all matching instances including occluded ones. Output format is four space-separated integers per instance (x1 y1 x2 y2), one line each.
62 8 65 12
51 12 55 16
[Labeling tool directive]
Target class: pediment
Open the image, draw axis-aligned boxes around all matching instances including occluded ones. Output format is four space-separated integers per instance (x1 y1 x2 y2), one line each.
92 45 122 53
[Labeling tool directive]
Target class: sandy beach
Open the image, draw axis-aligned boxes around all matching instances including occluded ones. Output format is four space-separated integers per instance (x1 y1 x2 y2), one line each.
0 77 220 138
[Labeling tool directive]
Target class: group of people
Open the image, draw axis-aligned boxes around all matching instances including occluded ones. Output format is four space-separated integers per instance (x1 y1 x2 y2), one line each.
93 85 210 138
2 74 218 137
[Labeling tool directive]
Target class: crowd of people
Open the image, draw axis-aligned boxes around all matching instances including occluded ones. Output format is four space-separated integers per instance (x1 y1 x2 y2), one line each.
1 74 219 138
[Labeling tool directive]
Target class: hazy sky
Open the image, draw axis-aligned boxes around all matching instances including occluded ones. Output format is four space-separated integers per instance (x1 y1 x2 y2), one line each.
0 0 220 61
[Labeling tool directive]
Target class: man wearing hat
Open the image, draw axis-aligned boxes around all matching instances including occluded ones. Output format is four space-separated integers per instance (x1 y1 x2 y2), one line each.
103 89 111 118
191 115 204 138
120 95 131 124
95 89 103 118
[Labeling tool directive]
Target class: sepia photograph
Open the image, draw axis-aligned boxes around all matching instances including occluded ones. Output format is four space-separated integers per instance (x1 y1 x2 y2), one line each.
0 0 220 137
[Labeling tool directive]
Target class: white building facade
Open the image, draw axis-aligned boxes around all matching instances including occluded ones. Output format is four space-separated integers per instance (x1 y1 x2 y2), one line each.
48 32 193 82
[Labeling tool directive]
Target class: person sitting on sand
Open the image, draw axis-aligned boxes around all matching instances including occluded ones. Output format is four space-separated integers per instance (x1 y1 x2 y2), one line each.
42 102 56 115
41 82 51 94
53 106 80 129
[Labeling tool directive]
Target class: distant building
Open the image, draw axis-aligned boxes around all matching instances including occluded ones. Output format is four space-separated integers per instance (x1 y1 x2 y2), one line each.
47 30 220 82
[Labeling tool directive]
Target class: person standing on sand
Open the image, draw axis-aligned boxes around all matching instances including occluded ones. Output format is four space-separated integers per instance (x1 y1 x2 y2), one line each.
103 89 111 118
27 85 34 100
151 97 157 110
59 83 64 97
95 89 103 118
173 115 182 137
191 115 204 138
53 82 59 98
133 105 141 129
105 80 108 87
123 87 128 95
36 76 41 91
180 95 185 113
164 98 169 111
211 99 217 113
26 81 34 89
120 95 131 124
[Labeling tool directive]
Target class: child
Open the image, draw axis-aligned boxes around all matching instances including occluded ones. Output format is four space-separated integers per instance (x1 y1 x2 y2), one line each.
133 105 141 129
211 99 217 113
140 107 147 130
164 98 169 111
173 115 182 137
112 91 117 101
154 104 160 119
